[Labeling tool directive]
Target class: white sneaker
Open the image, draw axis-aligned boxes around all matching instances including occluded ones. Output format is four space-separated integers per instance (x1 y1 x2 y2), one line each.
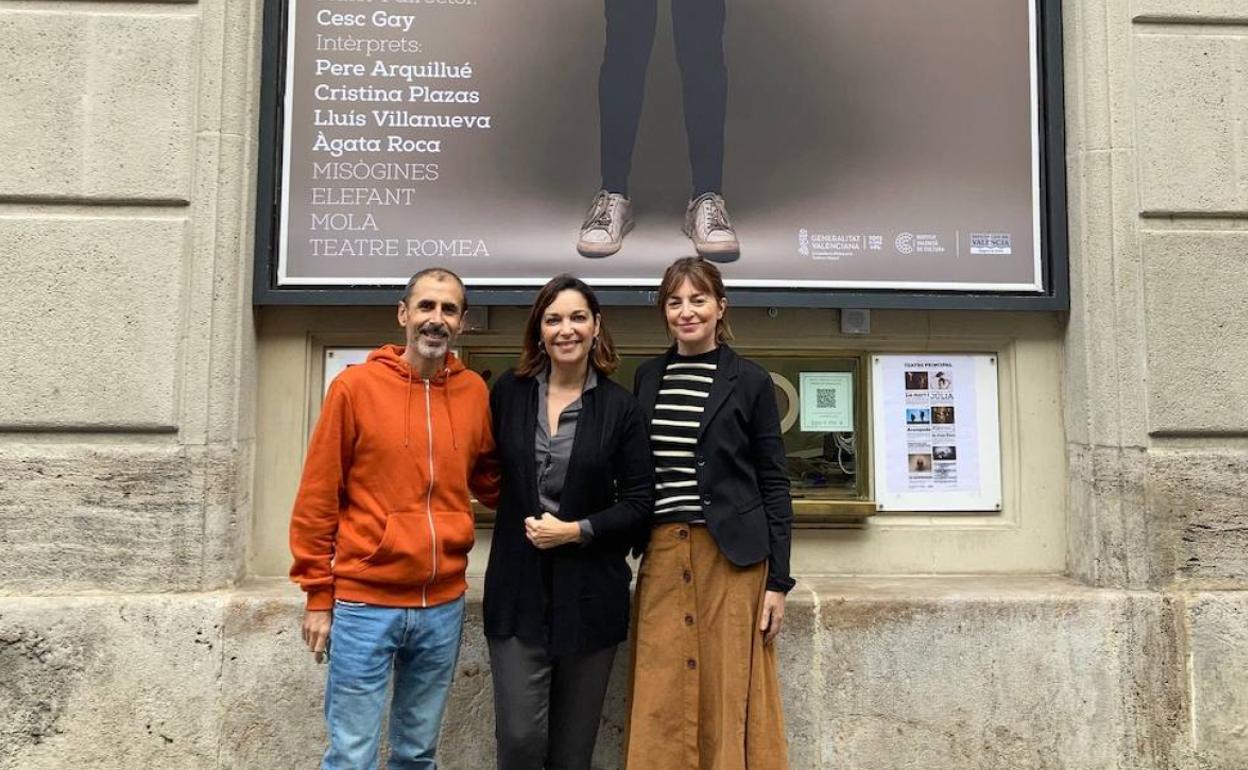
577 191 634 258
683 193 739 260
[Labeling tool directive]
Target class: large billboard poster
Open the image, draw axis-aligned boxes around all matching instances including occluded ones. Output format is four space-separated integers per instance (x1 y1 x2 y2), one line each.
265 0 1061 298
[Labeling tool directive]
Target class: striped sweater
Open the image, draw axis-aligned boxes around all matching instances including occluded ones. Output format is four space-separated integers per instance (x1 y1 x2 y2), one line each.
650 349 719 522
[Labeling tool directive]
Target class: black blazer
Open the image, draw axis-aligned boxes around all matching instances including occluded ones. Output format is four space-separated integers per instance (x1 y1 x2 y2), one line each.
634 345 796 593
483 370 654 655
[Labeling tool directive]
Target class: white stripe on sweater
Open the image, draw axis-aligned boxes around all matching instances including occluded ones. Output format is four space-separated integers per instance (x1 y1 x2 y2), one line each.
652 435 698 445
652 418 700 428
655 505 704 516
656 480 698 489
656 494 701 507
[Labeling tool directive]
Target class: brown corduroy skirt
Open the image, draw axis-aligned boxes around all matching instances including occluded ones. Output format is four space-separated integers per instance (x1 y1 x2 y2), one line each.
624 524 789 770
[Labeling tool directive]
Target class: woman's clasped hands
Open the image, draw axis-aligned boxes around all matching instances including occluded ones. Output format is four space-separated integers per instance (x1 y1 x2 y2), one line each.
525 512 582 549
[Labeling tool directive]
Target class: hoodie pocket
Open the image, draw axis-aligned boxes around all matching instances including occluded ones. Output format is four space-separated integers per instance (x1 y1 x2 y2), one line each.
359 512 434 586
433 510 476 583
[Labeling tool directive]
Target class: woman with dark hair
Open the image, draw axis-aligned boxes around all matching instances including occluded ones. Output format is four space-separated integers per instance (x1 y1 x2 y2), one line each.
625 257 793 770
485 274 654 770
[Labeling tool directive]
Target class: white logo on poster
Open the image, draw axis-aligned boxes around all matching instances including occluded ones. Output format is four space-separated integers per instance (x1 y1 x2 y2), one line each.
796 230 870 260
970 232 1012 254
895 232 915 255
914 233 946 254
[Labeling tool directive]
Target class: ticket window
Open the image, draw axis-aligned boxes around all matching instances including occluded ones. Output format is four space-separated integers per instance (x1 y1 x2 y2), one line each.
326 345 876 526
747 354 871 524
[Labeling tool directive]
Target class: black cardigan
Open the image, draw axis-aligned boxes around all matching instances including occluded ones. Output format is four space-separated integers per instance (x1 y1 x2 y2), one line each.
634 344 796 593
483 369 654 655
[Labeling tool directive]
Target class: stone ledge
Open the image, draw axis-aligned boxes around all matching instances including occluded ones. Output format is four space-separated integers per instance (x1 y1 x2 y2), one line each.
2 577 1239 769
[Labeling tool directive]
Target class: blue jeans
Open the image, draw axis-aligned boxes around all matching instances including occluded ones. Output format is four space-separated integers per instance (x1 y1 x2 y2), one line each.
323 596 466 770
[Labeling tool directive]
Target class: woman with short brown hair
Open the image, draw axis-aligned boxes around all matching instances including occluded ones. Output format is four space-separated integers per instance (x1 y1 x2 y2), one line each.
626 257 793 770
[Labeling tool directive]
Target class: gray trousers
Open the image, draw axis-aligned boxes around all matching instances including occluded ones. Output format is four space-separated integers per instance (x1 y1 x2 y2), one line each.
487 636 618 770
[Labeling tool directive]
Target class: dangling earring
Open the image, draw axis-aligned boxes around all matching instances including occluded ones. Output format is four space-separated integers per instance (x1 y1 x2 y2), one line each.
591 336 599 351
538 340 547 355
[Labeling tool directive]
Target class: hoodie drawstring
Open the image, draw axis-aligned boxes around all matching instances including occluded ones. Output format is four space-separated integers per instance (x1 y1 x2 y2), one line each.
440 366 458 450
404 367 412 448
367 344 465 452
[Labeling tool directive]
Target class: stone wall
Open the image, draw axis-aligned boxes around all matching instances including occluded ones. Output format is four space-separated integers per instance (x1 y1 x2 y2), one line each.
1058 2 1248 766
5 578 1239 770
0 0 259 593
1062 0 1248 591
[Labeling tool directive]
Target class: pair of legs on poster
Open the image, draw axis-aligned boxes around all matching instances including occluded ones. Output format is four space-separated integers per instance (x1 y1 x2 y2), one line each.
578 0 740 261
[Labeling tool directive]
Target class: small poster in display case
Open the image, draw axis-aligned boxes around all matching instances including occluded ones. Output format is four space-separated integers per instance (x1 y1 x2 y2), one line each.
870 354 1002 512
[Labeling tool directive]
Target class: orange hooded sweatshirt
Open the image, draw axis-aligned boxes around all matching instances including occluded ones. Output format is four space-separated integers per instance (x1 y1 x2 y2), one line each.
289 345 500 611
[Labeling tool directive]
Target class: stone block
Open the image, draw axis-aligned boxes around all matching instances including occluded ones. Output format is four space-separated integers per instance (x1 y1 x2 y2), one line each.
1075 150 1130 447
1106 149 1149 448
196 0 262 136
776 584 821 769
203 441 250 587
1067 444 1167 589
1186 592 1248 769
1149 450 1248 587
0 11 195 201
1135 32 1246 214
181 133 255 446
1066 443 1096 581
0 217 186 431
1061 152 1090 447
1104 0 1136 151
0 594 224 770
0 444 245 594
1070 0 1112 152
1061 2 1084 158
1093 446 1159 585
810 576 1188 770
1141 231 1248 434
216 588 326 770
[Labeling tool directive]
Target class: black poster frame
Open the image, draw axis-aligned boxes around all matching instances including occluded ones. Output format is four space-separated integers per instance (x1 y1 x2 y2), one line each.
252 0 1068 310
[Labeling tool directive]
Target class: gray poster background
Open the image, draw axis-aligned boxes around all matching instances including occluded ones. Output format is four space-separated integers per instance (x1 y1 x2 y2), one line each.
280 0 1040 290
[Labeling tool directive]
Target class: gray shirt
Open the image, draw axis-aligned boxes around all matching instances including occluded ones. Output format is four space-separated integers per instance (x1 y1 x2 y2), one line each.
535 367 598 543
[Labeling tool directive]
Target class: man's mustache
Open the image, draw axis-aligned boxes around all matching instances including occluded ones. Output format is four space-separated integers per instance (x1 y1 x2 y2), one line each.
417 323 449 339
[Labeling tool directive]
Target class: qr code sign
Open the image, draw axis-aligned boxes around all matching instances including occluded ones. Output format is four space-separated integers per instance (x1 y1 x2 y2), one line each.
816 388 838 409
